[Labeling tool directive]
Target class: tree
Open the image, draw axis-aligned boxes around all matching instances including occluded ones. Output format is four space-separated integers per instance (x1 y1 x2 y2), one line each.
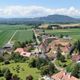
72 63 80 78
40 63 58 75
0 56 4 62
36 58 49 69
4 68 12 80
21 42 26 48
0 69 3 77
12 74 20 80
70 40 80 55
4 60 10 64
56 46 65 62
60 34 63 38
28 57 37 67
11 52 26 62
26 75 33 80
13 41 21 49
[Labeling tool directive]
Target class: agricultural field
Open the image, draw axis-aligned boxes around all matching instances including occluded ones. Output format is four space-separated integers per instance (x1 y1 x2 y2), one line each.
0 30 15 47
0 25 34 47
45 28 80 42
12 30 33 42
0 62 41 80
0 25 34 30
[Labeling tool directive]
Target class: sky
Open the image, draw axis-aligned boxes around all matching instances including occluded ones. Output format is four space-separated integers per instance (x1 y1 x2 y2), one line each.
0 0 80 18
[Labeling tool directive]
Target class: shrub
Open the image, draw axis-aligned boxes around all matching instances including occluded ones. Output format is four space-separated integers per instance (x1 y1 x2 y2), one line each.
4 60 10 64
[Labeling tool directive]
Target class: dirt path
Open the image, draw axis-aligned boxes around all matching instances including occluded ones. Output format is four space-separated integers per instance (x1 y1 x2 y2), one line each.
8 30 18 44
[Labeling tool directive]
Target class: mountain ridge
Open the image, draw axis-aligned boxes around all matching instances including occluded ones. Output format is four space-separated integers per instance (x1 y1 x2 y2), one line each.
0 14 80 24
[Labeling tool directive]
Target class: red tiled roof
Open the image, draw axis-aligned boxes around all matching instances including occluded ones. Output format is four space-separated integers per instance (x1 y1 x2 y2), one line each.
14 48 31 57
15 48 25 53
51 71 78 80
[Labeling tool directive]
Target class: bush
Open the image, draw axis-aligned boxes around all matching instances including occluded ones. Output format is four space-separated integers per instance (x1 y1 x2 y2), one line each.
3 68 12 80
11 52 27 62
26 75 33 80
0 57 4 62
0 69 3 77
12 74 20 80
4 60 10 64
28 57 37 68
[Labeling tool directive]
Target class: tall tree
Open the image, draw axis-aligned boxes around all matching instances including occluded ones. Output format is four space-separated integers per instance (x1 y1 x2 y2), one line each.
72 63 80 78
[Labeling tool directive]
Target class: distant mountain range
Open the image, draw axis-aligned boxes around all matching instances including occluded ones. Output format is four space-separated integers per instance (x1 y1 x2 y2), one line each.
0 14 80 24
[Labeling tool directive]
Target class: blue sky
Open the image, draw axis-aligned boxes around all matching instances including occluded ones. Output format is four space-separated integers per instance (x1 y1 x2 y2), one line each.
0 0 80 8
0 0 80 18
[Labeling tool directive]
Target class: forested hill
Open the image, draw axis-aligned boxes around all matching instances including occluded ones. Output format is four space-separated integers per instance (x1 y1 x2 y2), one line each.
0 14 80 24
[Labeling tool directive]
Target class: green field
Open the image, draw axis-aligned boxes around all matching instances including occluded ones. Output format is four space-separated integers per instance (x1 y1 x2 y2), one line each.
0 63 41 80
45 28 80 42
0 24 80 47
0 25 34 30
0 30 15 46
0 25 34 47
12 30 33 42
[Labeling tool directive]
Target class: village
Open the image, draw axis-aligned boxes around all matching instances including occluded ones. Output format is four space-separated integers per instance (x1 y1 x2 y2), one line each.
0 24 80 80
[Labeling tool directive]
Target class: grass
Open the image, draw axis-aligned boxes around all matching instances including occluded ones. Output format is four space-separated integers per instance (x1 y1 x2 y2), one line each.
45 28 80 42
0 63 41 80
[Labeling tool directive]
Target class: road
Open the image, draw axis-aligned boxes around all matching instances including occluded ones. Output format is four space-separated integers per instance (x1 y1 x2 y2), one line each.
33 29 40 44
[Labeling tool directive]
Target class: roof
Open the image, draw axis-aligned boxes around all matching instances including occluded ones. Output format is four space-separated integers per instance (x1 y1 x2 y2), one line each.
15 48 25 53
15 48 31 57
51 71 78 80
72 54 80 62
21 52 31 57
3 43 13 48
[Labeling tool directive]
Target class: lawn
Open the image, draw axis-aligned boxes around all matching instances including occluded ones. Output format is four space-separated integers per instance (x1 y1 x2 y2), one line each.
0 63 41 80
45 28 80 42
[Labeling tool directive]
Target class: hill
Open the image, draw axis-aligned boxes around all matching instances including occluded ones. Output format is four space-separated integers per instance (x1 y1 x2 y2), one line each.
0 14 80 24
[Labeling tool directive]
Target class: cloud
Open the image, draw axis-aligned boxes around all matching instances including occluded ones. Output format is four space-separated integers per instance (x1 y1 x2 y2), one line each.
0 5 80 17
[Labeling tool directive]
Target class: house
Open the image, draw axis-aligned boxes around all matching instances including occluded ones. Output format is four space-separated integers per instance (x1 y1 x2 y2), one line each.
3 43 13 53
3 43 13 49
14 48 31 57
63 36 72 40
49 39 71 55
72 54 80 62
51 71 78 80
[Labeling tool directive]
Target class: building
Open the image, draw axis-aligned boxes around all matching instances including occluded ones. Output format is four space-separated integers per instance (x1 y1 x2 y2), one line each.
14 48 31 57
51 71 78 80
